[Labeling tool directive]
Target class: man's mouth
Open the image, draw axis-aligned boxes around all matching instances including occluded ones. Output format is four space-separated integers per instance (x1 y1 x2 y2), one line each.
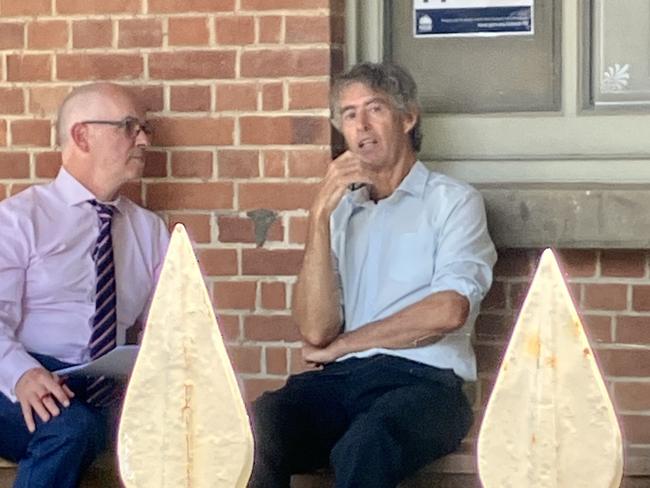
358 138 377 150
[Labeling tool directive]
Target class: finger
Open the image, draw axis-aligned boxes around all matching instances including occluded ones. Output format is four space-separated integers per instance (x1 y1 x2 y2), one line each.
19 399 35 433
41 395 61 417
30 398 51 424
62 384 75 400
43 375 71 407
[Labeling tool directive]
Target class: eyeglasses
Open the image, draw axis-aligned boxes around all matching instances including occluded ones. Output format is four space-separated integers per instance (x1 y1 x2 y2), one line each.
81 116 153 138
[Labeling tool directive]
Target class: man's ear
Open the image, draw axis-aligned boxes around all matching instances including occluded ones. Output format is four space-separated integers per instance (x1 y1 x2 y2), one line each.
70 122 90 152
401 106 419 134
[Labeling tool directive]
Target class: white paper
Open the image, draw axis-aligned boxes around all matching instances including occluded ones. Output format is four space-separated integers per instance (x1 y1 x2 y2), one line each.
414 0 534 38
55 345 140 378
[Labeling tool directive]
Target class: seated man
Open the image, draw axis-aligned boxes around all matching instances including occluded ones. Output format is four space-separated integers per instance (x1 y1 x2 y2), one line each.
0 83 169 488
249 62 497 488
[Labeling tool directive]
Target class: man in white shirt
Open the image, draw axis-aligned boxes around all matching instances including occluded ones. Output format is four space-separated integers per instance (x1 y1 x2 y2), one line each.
248 63 496 487
0 83 169 487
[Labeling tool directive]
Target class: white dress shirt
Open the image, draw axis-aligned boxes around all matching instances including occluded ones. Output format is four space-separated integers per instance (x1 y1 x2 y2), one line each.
0 168 169 401
330 161 497 380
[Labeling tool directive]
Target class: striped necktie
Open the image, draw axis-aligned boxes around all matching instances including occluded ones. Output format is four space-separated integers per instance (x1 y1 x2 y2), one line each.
87 200 118 406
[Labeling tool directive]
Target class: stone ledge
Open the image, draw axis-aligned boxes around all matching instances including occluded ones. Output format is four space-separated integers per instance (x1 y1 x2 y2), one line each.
479 184 650 249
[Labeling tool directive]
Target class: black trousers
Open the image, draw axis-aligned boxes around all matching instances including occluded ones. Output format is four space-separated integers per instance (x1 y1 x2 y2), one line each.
248 355 473 488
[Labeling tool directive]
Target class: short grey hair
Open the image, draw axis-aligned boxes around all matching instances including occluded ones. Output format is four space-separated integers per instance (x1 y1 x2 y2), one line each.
330 62 422 152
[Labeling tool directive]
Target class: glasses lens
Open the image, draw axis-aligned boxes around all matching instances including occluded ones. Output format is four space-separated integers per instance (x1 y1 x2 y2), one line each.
140 121 153 136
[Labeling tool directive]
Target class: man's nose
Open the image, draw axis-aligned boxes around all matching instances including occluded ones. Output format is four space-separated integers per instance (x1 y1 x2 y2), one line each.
356 109 369 130
135 129 151 147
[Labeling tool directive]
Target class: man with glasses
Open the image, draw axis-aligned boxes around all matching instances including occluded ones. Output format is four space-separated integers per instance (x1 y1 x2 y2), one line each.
0 82 168 487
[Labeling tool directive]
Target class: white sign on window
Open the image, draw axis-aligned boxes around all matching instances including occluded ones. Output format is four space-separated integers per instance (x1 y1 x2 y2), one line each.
414 0 534 38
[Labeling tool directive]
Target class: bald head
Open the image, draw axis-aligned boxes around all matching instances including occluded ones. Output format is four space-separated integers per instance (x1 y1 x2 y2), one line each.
56 83 141 148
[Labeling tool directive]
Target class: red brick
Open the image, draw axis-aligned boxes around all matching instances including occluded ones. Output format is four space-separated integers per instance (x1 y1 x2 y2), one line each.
149 0 234 13
266 346 288 375
218 149 259 178
168 213 212 244
171 151 213 178
170 85 211 112
10 184 34 196
146 182 234 210
286 15 330 43
243 378 286 402
0 184 6 201
56 54 142 80
11 119 51 147
241 0 327 9
553 249 597 278
168 17 210 46
261 282 286 310
599 349 650 377
240 116 329 145
481 282 506 311
474 313 513 342
244 315 300 341
584 284 627 311
228 345 262 374
615 382 650 411
633 285 650 311
242 249 304 276
0 22 24 49
263 150 285 177
215 16 254 45
620 415 650 444
241 49 330 77
29 86 68 117
601 250 646 278
130 85 164 113
494 249 532 278
582 314 612 343
217 314 240 342
217 216 283 244
475 343 506 373
288 216 308 244
0 121 5 147
35 151 62 178
0 88 25 115
287 149 329 177
72 20 112 48
288 80 330 110
27 20 68 49
616 315 650 344
118 19 162 48
7 55 52 82
153 117 234 146
196 248 238 276
0 153 29 178
142 151 167 178
262 82 283 111
239 182 317 210
213 281 256 310
258 16 282 43
149 51 236 80
0 0 50 15
56 0 139 14
119 181 143 205
215 84 257 111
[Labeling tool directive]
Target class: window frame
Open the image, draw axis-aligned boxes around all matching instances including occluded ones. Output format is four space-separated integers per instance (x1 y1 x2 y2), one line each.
345 0 650 184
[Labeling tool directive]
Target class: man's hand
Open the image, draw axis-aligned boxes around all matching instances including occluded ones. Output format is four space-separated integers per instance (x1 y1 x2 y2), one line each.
310 151 377 219
15 367 74 433
302 342 341 366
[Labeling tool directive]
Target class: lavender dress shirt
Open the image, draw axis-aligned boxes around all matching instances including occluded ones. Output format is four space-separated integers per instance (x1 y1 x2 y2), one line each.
0 168 169 402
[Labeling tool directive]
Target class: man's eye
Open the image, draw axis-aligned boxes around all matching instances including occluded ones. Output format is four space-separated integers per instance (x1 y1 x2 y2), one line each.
342 112 355 121
369 104 383 113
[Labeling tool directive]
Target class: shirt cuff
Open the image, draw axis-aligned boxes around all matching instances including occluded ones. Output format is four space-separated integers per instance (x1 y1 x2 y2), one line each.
1 351 41 403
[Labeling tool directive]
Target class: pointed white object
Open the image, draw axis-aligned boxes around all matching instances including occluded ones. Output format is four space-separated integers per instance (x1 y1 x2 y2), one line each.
478 249 623 488
118 224 253 488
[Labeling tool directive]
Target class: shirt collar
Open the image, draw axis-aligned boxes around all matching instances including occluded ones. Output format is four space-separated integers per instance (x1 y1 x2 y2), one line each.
347 160 429 207
53 167 125 213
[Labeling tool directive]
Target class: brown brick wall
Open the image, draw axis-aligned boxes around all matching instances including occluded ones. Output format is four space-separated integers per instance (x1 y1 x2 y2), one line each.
0 0 648 458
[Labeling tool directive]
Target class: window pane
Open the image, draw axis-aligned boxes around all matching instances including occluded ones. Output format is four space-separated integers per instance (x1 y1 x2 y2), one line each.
591 0 650 108
386 0 561 113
